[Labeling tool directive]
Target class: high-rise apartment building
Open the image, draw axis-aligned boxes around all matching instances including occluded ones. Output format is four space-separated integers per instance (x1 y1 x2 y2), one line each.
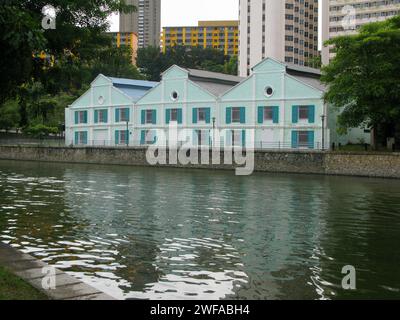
239 0 320 77
119 0 161 48
321 0 400 64
161 21 239 56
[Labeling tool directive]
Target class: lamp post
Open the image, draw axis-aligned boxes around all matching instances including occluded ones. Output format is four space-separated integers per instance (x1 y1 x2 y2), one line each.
126 121 129 147
212 117 216 148
321 114 326 151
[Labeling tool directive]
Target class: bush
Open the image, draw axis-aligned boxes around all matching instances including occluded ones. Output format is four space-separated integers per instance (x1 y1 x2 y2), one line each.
0 99 20 132
23 124 59 138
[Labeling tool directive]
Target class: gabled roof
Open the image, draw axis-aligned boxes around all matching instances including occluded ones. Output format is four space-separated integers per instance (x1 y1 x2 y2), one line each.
252 57 325 92
290 75 326 92
190 80 237 97
186 68 244 97
186 68 244 84
160 65 244 97
109 77 159 88
286 64 322 79
108 77 159 102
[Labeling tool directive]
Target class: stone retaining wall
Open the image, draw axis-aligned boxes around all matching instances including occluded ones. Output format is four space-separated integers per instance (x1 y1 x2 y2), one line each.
0 145 399 178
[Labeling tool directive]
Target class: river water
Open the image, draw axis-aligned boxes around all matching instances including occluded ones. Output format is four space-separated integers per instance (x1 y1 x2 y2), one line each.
0 160 399 300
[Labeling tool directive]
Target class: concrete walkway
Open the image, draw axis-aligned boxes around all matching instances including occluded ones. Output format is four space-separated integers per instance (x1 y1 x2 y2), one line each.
0 242 116 300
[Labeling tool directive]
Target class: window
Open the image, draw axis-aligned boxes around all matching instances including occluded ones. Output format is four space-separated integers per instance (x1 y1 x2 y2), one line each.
145 130 155 144
120 109 128 122
119 130 127 145
171 91 179 101
75 131 87 145
232 130 242 147
116 108 129 122
264 107 273 121
78 132 86 144
265 86 274 97
76 111 87 124
79 111 86 124
298 131 310 148
98 96 105 105
170 109 178 122
95 110 107 123
299 106 309 120
98 110 105 123
232 107 241 123
198 108 206 122
146 110 153 124
196 130 206 146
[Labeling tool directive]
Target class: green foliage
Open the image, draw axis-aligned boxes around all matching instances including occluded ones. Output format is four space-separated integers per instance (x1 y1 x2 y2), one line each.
0 1 46 104
23 124 59 138
0 0 140 129
224 55 238 76
321 15 400 144
0 100 20 131
18 82 85 128
89 45 144 80
307 55 322 69
137 46 238 81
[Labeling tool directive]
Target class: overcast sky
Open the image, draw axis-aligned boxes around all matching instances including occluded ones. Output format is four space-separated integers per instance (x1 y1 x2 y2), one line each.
108 0 322 48
108 0 239 31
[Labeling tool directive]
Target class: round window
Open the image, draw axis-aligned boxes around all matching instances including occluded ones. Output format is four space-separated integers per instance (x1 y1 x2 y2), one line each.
98 96 105 105
171 91 179 101
264 86 274 97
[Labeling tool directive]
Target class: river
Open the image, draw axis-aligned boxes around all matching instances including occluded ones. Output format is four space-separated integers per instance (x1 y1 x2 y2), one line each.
0 160 399 299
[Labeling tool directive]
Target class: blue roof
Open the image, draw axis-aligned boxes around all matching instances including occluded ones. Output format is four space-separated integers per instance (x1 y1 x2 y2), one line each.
108 77 159 102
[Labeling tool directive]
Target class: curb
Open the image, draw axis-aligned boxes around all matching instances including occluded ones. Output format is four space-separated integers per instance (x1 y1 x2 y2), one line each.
0 242 116 300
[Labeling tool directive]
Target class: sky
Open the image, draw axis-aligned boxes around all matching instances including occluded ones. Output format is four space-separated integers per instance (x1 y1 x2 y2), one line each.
108 0 322 48
108 0 239 31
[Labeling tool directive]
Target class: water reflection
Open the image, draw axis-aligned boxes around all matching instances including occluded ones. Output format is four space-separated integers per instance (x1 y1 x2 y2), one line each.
0 160 399 300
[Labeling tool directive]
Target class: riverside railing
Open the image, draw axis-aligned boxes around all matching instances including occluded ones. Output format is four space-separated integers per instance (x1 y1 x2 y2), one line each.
63 140 324 151
0 137 65 147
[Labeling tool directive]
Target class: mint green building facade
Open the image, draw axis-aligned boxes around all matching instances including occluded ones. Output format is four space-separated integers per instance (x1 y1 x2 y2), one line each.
134 65 230 147
65 74 157 146
66 58 369 149
134 58 328 149
218 59 327 149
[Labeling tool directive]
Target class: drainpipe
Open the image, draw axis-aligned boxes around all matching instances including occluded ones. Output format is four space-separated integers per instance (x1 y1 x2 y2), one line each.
321 114 326 151
126 121 129 147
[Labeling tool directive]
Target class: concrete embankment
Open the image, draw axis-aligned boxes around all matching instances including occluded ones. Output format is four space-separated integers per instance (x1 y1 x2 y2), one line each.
0 145 399 179
0 242 115 300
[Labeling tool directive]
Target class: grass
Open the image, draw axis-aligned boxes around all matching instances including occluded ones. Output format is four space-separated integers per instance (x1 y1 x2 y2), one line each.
0 266 48 300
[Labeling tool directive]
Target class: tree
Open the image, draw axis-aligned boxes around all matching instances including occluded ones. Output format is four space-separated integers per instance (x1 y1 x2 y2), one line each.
137 46 169 81
0 99 20 132
224 55 238 75
307 55 322 69
0 0 139 129
24 124 59 139
90 46 144 80
0 1 45 104
137 45 236 81
321 15 400 148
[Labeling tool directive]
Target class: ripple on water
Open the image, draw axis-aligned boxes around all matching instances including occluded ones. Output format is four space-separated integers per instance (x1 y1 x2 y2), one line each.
0 162 400 300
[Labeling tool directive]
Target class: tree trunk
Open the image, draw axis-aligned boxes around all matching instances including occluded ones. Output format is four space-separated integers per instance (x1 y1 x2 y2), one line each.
371 126 378 150
18 100 28 128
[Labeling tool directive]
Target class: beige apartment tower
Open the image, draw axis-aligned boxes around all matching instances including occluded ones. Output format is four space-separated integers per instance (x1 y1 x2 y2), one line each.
239 0 320 77
119 0 161 48
321 0 400 64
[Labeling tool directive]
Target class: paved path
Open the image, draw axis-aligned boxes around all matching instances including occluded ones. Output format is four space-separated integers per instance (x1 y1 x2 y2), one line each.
0 242 116 300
